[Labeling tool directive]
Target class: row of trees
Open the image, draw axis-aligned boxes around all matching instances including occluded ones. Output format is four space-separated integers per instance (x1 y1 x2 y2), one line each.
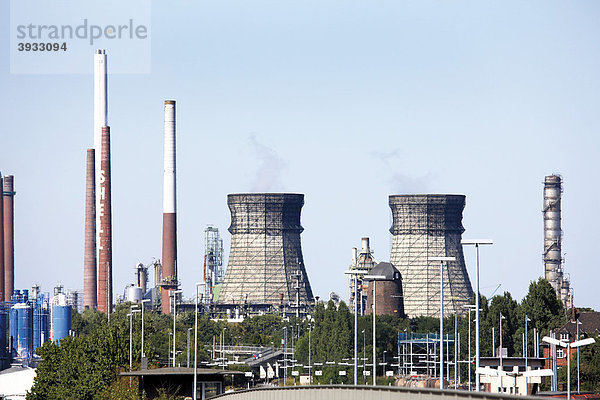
27 278 592 398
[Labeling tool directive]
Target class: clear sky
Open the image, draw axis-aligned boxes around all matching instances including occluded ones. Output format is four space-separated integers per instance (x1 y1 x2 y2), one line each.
1 1 599 311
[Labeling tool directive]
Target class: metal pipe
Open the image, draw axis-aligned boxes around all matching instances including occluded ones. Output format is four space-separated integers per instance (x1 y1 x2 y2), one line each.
372 280 376 386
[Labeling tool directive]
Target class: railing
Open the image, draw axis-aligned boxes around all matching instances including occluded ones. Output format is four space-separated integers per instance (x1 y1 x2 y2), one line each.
212 385 542 400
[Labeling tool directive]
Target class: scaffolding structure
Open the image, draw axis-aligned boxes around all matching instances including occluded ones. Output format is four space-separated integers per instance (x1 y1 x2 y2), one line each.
397 332 456 378
348 238 377 316
217 194 314 310
203 225 224 304
389 195 473 318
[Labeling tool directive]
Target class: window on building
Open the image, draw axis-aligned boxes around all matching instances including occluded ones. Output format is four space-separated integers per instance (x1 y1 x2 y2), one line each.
557 349 564 358
560 333 569 341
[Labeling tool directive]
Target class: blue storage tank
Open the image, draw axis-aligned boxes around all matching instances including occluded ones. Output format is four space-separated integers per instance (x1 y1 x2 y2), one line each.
33 308 49 352
9 306 17 357
11 303 33 360
52 305 72 344
0 312 6 362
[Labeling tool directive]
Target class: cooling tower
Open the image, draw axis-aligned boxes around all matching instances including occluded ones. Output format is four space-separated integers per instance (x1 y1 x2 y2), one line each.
389 194 473 317
218 193 314 308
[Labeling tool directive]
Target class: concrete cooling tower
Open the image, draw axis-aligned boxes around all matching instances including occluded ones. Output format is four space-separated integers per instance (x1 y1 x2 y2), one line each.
389 194 473 317
217 193 314 311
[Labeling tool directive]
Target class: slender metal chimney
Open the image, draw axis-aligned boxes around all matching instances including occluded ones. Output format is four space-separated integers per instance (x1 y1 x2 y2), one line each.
97 127 112 314
161 100 178 314
83 149 97 310
543 175 569 306
3 175 15 302
0 174 4 302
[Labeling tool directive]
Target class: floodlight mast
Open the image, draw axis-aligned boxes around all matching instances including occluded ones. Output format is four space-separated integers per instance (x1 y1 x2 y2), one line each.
428 256 456 390
462 239 493 392
542 336 596 400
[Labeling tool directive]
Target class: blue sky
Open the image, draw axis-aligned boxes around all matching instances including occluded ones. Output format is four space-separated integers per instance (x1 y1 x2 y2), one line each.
1 1 599 310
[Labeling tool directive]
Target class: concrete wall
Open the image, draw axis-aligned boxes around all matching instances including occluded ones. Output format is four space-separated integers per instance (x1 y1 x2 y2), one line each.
213 385 543 400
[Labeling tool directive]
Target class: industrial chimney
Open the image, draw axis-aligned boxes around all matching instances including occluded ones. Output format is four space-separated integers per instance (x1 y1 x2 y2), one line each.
389 194 473 317
543 175 570 307
218 193 314 311
83 149 97 310
0 174 4 302
3 175 15 302
97 127 113 314
161 100 178 314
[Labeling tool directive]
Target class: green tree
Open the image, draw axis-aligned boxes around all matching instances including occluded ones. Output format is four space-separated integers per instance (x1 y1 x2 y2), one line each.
520 278 565 336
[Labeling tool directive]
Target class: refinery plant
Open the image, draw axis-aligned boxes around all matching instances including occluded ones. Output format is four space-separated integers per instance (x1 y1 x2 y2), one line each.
0 49 579 394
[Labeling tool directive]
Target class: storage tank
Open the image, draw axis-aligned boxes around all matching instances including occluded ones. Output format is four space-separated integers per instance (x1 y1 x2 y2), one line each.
33 307 49 352
0 311 7 363
51 291 72 344
10 303 33 360
126 285 143 303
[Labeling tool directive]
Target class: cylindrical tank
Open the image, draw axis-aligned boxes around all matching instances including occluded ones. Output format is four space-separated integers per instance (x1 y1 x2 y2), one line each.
126 286 143 303
0 312 7 362
52 305 72 344
11 303 33 360
52 292 72 344
33 307 49 352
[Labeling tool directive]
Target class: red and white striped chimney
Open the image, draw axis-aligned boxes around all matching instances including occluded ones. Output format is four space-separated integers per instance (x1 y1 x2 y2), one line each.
0 174 4 302
161 100 178 314
3 175 15 302
97 127 113 314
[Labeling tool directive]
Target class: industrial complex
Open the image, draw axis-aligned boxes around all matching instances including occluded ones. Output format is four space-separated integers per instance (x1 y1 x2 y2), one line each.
0 49 582 399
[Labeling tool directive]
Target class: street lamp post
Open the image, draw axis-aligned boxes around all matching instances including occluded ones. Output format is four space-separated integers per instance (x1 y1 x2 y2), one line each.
570 319 583 394
221 327 227 369
171 289 183 367
462 239 492 392
543 336 595 400
345 269 368 386
141 299 151 360
308 319 314 384
428 257 455 390
362 329 366 384
500 313 506 392
187 328 192 368
363 274 386 386
194 282 204 400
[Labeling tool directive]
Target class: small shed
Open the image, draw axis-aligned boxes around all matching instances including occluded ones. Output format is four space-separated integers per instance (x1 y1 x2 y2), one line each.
121 367 243 399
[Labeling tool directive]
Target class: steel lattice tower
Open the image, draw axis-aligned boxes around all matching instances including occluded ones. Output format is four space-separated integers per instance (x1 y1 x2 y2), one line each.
389 194 473 317
218 193 314 307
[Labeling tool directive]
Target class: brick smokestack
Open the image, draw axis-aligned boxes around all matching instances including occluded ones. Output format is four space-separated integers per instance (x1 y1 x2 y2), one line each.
84 149 97 310
161 100 178 314
97 127 113 314
3 175 14 302
0 174 4 302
